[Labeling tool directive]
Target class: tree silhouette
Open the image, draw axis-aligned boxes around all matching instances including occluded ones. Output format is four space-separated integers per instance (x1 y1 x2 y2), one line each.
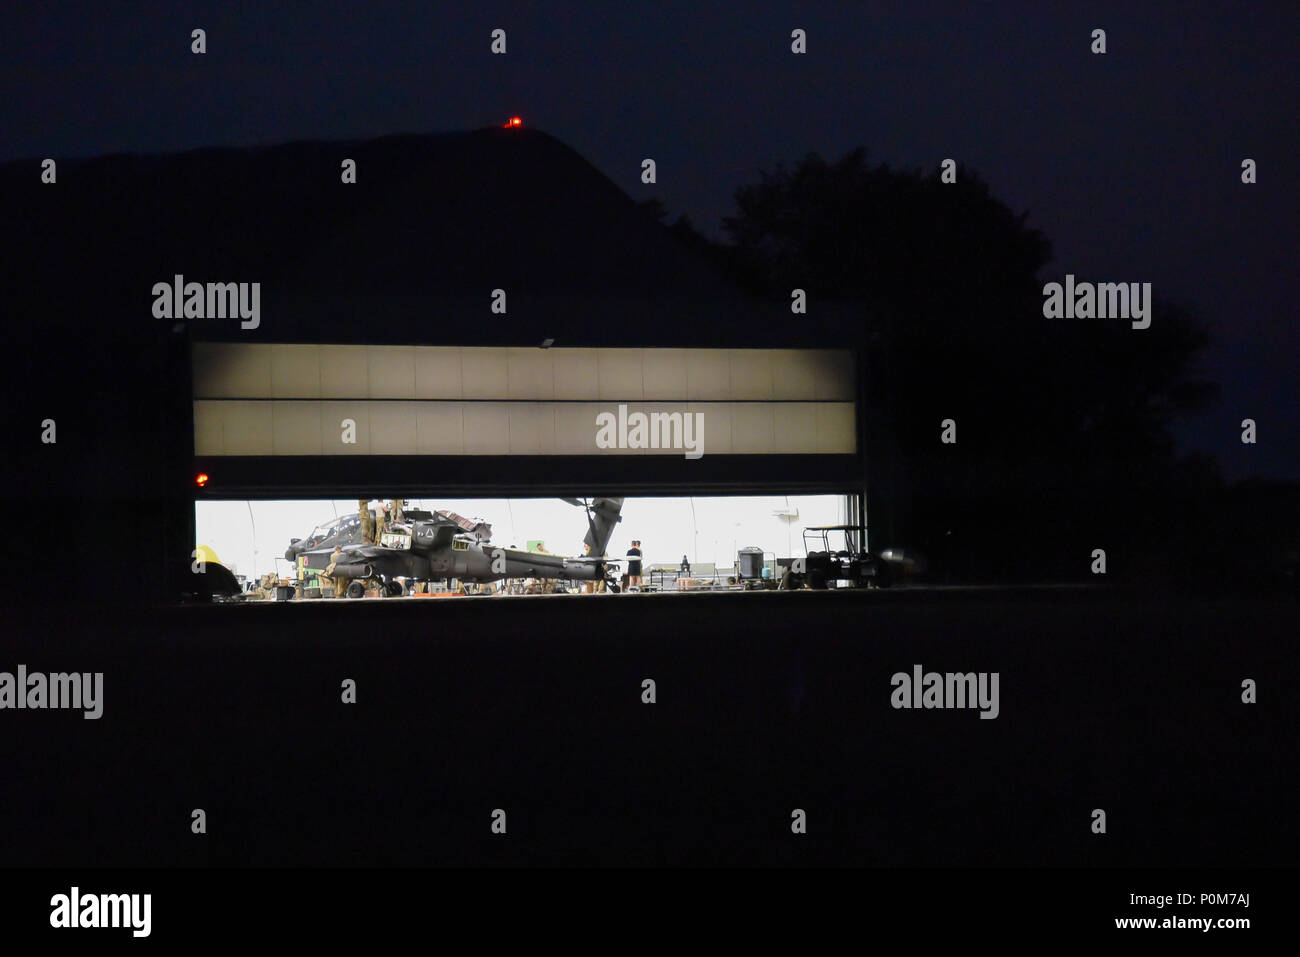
720 148 1220 577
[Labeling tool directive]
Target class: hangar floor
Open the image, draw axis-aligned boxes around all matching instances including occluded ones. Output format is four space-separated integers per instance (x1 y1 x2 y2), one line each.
3 586 1290 868
227 582 1101 602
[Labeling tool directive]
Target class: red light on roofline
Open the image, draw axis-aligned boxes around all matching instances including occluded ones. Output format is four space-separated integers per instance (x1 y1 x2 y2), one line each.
196 473 209 487
504 116 522 127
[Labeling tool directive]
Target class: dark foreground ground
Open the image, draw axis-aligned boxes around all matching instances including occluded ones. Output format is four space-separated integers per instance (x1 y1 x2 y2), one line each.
1 586 1293 868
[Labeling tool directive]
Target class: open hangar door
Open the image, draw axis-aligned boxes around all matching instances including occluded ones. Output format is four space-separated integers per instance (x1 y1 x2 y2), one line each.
195 494 858 599
179 343 872 598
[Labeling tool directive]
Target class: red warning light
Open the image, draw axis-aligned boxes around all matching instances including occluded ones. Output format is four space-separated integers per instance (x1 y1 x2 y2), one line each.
503 116 522 128
196 473 209 487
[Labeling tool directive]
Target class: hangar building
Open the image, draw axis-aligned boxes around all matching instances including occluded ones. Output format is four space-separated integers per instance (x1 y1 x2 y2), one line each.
3 127 881 599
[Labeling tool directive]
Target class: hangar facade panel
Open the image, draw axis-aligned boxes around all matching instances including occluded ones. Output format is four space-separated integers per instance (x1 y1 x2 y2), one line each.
194 344 855 402
193 398 856 456
192 344 857 457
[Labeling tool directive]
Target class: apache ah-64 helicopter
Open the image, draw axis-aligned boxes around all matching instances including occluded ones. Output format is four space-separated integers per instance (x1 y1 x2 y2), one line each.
285 498 625 596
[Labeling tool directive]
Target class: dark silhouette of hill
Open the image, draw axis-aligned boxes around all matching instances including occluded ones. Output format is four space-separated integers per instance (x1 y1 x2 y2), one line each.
2 127 780 342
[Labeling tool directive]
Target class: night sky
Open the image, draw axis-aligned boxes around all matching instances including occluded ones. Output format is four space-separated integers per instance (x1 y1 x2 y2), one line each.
5 0 1295 477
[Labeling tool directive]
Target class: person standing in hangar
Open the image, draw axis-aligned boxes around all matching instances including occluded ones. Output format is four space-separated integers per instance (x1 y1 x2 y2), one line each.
359 499 376 544
626 539 643 591
323 545 347 598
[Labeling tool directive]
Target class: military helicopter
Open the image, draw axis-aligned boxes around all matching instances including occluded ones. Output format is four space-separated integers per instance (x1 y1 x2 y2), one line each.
287 498 624 597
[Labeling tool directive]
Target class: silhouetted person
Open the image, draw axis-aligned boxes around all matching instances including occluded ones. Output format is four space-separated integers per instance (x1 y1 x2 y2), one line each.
626 540 642 589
